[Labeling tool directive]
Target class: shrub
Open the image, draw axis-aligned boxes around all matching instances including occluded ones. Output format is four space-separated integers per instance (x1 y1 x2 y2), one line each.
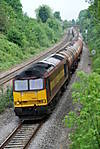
93 57 100 74
64 71 100 149
0 34 24 70
0 86 13 113
7 27 23 47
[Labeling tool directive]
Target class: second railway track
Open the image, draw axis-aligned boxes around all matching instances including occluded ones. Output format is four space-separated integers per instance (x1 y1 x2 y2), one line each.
0 30 72 86
0 121 43 149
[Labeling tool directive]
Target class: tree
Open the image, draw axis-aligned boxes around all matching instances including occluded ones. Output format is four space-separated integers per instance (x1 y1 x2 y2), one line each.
54 11 61 21
36 5 52 23
47 18 61 31
85 0 100 20
72 19 76 26
4 0 22 14
63 20 68 29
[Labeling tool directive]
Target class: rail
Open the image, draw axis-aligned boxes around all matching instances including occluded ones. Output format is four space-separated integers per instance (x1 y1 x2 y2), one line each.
0 121 43 149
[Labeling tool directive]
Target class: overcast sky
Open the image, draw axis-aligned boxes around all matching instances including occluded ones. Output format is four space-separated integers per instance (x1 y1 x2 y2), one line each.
21 0 89 21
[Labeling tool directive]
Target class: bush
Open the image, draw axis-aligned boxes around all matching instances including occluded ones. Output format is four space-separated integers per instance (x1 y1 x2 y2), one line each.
64 71 100 149
93 57 100 74
0 86 13 113
7 27 23 47
0 34 24 70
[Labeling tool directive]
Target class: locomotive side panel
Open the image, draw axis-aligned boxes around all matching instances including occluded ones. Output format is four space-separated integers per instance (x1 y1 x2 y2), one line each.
47 63 68 103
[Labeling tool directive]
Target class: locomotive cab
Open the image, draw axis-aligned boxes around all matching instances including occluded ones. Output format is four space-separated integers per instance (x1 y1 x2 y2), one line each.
13 62 54 119
13 78 47 106
13 77 48 119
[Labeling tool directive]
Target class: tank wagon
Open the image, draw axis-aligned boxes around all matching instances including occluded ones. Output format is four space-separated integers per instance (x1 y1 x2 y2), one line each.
13 30 83 120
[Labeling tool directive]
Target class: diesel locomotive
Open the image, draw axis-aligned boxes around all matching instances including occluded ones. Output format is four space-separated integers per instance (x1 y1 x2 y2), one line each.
13 29 83 120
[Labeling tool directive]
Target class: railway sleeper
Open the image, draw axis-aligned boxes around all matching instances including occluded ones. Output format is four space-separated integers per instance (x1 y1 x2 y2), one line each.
9 140 28 143
4 146 24 148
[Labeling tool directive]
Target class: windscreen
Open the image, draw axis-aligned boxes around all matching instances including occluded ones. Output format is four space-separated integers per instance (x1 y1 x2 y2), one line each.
29 79 43 90
14 80 28 91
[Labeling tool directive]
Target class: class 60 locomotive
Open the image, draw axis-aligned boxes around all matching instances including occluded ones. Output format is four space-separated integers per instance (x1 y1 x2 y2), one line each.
13 28 83 120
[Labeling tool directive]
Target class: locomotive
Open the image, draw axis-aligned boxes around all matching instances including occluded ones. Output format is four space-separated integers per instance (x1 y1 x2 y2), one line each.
13 29 83 120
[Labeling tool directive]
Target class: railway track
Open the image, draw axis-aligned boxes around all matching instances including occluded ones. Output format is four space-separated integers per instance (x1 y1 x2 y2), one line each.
0 121 43 149
0 30 72 86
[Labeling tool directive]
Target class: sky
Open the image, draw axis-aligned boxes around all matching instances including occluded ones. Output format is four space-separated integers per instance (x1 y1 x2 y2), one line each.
21 0 89 21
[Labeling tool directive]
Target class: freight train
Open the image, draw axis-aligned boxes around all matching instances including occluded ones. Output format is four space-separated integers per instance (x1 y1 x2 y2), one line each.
13 28 83 120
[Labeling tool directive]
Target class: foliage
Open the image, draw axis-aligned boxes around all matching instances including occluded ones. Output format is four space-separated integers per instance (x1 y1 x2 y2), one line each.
0 2 8 32
93 57 100 74
0 86 13 113
64 71 100 149
63 20 72 29
63 20 68 29
35 5 52 23
71 19 76 26
4 0 22 14
64 2 100 148
0 34 25 70
87 0 100 20
78 0 100 74
54 11 61 21
0 0 16 33
47 18 63 39
0 0 65 71
7 27 24 47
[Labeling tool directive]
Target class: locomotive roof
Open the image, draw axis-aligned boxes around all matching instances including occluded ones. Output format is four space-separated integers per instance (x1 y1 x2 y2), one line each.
15 62 54 79
43 57 61 66
15 54 65 79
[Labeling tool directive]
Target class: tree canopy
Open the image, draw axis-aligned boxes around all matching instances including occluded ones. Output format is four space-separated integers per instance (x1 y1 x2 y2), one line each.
0 1 69 71
4 0 22 14
35 5 52 23
54 11 61 21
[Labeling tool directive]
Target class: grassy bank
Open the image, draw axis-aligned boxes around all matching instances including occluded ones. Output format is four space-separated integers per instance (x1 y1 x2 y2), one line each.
0 32 64 71
0 0 70 71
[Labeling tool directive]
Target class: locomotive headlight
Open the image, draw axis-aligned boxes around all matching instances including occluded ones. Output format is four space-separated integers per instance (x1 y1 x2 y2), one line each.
16 101 20 105
43 100 46 103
